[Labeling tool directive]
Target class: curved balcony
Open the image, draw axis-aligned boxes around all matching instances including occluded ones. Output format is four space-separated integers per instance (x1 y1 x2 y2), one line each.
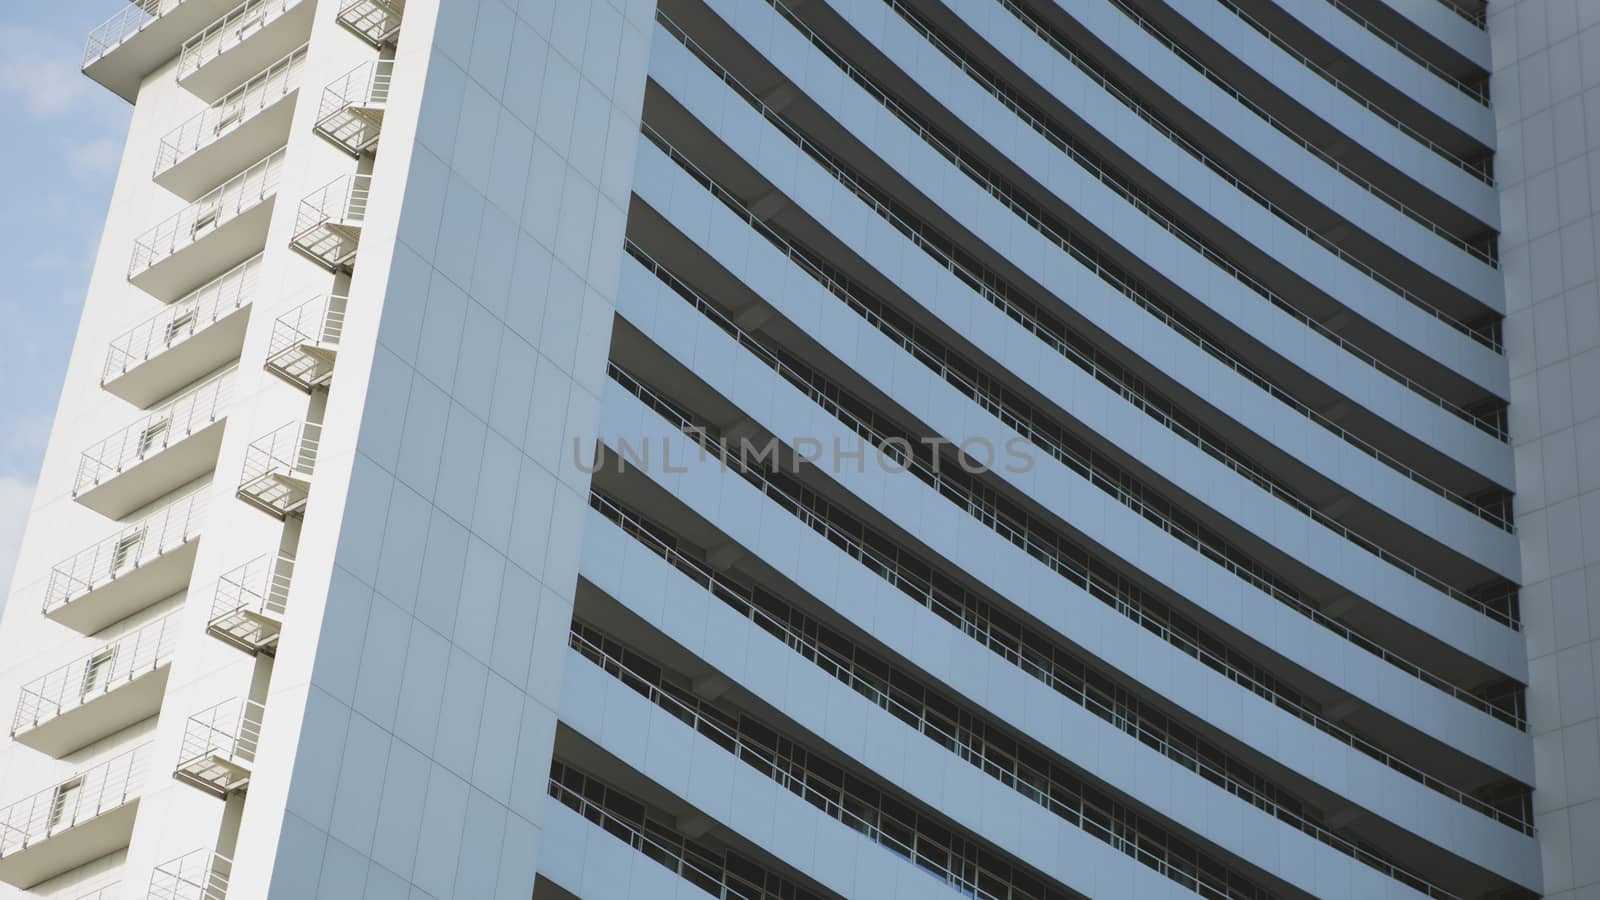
12 612 180 757
289 174 368 272
208 553 293 654
236 422 319 519
156 46 305 200
82 0 234 102
174 699 262 797
130 148 284 301
0 746 148 888
44 490 207 634
337 0 404 46
314 60 391 156
149 848 231 900
176 0 314 102
74 369 231 518
264 294 344 391
104 257 258 408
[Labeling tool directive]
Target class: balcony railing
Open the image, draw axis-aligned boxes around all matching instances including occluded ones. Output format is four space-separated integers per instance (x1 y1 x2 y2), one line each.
314 59 392 156
336 0 404 45
74 369 231 516
13 612 180 754
264 294 345 391
0 745 147 887
130 148 285 299
44 489 207 633
208 553 293 653
177 0 304 83
156 46 305 196
149 849 231 900
289 174 369 271
84 0 172 65
237 422 320 518
103 256 259 408
75 883 120 900
175 699 262 797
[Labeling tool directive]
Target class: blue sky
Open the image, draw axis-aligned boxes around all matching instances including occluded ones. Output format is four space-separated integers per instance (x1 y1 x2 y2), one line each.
0 5 133 609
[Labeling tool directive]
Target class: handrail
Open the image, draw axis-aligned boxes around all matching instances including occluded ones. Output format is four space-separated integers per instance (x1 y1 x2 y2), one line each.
105 256 259 385
178 0 304 80
1314 0 1488 102
179 698 263 769
75 368 233 496
318 58 393 118
268 294 346 356
211 552 294 623
593 489 1526 889
44 489 208 615
548 769 819 900
157 46 306 175
647 19 1517 529
1205 0 1492 178
13 611 182 736
84 0 169 66
803 0 1506 367
0 744 148 858
148 848 232 900
609 363 1525 733
240 421 320 487
130 148 285 278
629 232 1513 636
294 173 370 232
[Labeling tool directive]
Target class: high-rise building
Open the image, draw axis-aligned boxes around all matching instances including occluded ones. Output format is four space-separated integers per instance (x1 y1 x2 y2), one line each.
0 0 1587 897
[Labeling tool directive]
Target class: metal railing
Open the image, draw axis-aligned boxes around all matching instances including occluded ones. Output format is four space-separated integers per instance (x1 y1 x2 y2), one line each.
268 294 345 359
105 257 260 385
210 552 293 625
609 364 1525 733
644 31 1518 528
178 0 304 80
178 698 263 771
130 148 285 279
628 235 1514 634
44 489 208 616
12 611 182 737
0 745 148 858
156 46 306 176
74 884 121 900
548 767 825 900
239 421 320 489
293 173 369 235
148 848 231 900
318 58 392 118
74 369 232 497
1205 0 1493 179
84 0 175 66
1315 0 1488 102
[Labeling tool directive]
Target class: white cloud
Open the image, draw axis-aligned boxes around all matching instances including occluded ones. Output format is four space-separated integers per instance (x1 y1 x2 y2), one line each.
0 476 34 615
0 26 93 119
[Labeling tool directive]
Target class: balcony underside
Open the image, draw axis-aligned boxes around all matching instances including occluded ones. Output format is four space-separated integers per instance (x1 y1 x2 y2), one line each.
104 306 251 408
178 1 316 102
265 341 336 392
208 606 281 654
0 800 139 889
47 539 201 635
131 199 275 302
175 753 250 798
315 104 384 156
82 0 235 102
338 0 404 46
75 418 226 519
157 94 298 201
12 665 171 758
289 222 362 272
237 472 310 519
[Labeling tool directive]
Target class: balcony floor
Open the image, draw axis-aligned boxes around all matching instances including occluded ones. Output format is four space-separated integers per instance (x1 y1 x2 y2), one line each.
104 305 251 408
47 538 201 635
82 0 236 102
157 93 298 201
12 664 171 758
0 800 139 889
75 418 226 519
131 197 275 302
178 1 315 102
